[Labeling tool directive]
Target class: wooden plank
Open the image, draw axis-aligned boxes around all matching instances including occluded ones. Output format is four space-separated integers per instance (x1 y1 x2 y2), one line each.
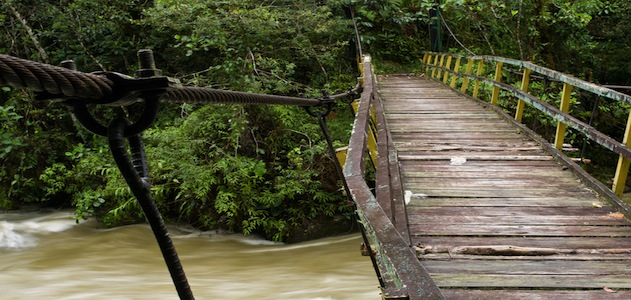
422 259 631 275
414 236 631 249
402 170 576 179
402 187 596 198
386 113 501 119
406 197 600 207
408 206 617 216
395 144 543 152
409 224 631 237
404 183 593 198
421 253 631 261
399 154 553 161
430 274 631 289
407 215 628 226
392 132 529 140
403 178 582 188
440 289 631 300
400 160 562 168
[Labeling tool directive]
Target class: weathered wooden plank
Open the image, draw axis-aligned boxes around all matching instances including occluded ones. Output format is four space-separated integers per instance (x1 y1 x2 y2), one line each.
422 259 631 275
430 274 631 289
402 187 596 198
414 236 631 249
388 126 518 133
408 215 628 226
399 154 553 161
406 197 599 207
403 178 582 188
440 289 631 300
402 170 576 179
386 113 501 119
395 144 543 152
409 224 631 237
421 253 631 261
392 132 529 140
408 206 616 216
400 159 562 168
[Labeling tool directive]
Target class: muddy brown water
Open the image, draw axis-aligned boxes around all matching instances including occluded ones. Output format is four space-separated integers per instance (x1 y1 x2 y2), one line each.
0 210 380 299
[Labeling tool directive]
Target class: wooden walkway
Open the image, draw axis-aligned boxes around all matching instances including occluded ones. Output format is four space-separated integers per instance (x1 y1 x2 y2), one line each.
377 75 631 299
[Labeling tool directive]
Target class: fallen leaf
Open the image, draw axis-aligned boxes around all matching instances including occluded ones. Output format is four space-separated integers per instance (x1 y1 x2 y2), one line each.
603 286 616 293
601 212 626 220
592 202 603 208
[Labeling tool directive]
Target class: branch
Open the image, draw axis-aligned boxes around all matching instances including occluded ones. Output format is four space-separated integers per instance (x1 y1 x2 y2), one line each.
8 4 49 63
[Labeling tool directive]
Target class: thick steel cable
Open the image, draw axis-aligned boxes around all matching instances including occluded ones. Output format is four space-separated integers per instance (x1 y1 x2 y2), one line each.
108 117 195 300
0 54 113 100
0 54 323 106
163 87 321 106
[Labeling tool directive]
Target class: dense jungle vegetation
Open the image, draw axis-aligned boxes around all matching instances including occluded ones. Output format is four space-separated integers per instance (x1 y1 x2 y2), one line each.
1 0 630 241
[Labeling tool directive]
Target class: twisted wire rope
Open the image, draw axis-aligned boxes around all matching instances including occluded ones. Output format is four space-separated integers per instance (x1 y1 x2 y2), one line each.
0 54 113 99
0 54 337 107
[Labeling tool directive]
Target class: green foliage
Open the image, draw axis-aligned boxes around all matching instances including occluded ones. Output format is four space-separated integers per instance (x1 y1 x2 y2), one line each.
0 0 358 241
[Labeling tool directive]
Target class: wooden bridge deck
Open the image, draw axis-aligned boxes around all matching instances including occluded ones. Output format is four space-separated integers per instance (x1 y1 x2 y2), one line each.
377 75 631 299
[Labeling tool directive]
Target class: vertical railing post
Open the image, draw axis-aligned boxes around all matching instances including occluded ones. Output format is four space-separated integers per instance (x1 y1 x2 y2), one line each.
449 57 461 88
461 58 474 94
425 54 432 74
431 55 440 78
613 112 631 196
436 55 445 79
472 60 485 99
554 83 574 150
442 55 453 84
490 62 504 106
515 68 531 122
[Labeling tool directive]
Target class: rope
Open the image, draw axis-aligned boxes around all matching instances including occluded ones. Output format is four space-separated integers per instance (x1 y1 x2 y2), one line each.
163 86 320 106
0 54 114 100
0 54 323 107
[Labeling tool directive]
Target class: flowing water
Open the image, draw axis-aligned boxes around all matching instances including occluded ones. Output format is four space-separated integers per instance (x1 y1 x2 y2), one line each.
0 210 380 299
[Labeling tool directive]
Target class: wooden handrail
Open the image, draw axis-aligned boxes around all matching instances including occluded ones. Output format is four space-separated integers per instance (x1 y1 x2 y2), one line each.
343 56 444 300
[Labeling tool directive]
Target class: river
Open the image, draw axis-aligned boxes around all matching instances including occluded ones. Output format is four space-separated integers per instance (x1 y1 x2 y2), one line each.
0 210 380 299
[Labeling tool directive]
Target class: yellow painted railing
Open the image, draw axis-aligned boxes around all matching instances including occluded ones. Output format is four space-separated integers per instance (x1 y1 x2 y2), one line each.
422 52 631 202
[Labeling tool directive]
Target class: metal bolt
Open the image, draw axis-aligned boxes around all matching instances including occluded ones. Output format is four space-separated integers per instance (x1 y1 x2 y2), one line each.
136 49 162 77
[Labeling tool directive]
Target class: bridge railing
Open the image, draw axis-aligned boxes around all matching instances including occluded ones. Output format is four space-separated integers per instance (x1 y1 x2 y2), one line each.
422 52 631 214
343 55 444 300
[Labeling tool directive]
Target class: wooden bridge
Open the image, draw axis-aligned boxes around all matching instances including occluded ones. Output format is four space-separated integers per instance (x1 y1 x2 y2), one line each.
344 55 631 299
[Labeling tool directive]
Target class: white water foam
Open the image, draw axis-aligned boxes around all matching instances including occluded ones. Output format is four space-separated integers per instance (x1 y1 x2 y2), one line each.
0 211 76 250
0 221 36 249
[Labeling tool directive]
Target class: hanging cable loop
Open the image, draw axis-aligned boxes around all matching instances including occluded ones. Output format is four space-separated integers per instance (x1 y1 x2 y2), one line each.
68 94 161 137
